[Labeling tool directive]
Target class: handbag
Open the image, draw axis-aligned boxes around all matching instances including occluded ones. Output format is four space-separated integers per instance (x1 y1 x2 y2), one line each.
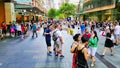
10 28 15 33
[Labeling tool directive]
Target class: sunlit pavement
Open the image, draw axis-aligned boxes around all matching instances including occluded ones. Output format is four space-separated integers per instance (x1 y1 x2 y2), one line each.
0 26 120 68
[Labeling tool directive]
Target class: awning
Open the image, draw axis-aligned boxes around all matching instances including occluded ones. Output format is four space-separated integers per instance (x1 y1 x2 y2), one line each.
0 0 13 2
15 3 44 14
15 4 33 9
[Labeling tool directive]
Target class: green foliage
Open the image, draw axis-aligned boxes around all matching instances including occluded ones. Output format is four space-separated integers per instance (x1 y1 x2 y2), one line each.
59 3 76 18
47 3 76 19
57 14 64 19
47 8 57 18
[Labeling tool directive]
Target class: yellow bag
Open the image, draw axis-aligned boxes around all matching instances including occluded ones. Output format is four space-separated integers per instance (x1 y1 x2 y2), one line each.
67 28 70 34
70 28 74 35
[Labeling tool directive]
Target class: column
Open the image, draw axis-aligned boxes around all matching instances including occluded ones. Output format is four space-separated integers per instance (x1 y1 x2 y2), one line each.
0 2 5 24
4 2 16 24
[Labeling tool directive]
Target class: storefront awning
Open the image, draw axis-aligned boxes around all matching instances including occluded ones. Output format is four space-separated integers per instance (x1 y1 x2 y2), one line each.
15 3 44 14
15 4 33 9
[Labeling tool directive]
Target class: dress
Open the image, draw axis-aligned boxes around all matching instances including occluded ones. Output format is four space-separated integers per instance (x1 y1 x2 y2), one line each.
72 52 77 68
105 38 114 48
77 47 88 68
104 33 114 48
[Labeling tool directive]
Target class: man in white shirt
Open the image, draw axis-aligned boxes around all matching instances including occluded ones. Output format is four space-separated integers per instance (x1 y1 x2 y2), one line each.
114 22 120 45
54 24 64 58
16 22 21 36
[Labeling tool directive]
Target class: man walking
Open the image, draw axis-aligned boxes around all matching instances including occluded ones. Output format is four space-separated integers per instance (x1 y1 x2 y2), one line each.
32 22 38 38
54 24 64 58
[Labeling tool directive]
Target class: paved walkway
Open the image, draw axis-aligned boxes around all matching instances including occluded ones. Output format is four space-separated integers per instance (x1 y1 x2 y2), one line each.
0 26 120 68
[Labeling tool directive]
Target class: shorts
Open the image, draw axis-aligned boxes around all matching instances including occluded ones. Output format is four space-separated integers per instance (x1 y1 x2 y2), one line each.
55 41 62 50
114 34 119 39
2 29 6 34
33 30 36 33
0 29 2 34
88 46 97 56
46 40 51 46
21 32 25 35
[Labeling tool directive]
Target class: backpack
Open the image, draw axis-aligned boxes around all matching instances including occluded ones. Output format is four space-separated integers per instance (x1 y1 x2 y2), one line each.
52 31 58 41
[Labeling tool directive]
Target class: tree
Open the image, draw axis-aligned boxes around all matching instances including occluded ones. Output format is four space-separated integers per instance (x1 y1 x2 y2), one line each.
57 14 64 19
59 3 76 18
47 8 57 18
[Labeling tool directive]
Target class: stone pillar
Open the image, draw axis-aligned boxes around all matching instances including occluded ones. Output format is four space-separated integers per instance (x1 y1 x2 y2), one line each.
4 2 16 24
0 2 5 25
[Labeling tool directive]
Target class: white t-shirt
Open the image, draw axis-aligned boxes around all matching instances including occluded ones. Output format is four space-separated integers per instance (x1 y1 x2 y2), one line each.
43 24 48 28
106 26 109 30
114 25 120 35
55 29 62 42
77 28 81 34
110 35 115 43
17 24 21 31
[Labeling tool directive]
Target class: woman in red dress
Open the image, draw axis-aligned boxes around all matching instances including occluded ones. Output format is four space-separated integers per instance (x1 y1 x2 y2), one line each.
21 24 26 39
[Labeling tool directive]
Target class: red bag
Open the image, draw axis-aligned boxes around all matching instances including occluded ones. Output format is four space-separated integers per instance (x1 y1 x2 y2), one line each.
36 28 39 31
102 31 105 36
72 52 77 68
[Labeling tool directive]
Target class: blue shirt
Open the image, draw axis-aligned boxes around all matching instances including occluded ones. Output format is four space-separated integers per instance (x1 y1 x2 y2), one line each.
10 25 15 29
45 28 51 40
80 24 85 31
32 23 37 30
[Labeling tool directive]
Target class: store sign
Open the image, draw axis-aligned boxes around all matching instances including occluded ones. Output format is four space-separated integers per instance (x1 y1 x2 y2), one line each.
14 0 32 2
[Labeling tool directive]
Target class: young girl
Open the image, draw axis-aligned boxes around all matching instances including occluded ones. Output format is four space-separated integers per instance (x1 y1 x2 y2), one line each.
10 24 15 37
102 29 114 56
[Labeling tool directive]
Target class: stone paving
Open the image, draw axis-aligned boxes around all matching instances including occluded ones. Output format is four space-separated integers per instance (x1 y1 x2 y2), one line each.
0 26 120 68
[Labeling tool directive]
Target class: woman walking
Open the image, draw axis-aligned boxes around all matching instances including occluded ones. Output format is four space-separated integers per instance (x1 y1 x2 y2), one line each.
44 24 52 56
102 29 114 56
88 31 99 67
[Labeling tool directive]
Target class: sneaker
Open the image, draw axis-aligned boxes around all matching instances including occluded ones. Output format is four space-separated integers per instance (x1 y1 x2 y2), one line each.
49 51 52 53
101 55 104 57
47 53 52 56
1 37 3 40
114 43 118 46
111 54 113 56
53 48 55 51
32 36 34 38
91 63 94 67
36 36 38 38
60 55 64 58
55 54 58 56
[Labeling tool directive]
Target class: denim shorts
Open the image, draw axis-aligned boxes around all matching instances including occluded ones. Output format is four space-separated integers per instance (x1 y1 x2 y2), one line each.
114 34 119 39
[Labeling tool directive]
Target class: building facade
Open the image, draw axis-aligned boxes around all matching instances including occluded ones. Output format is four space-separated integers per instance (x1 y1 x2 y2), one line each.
83 0 120 21
0 0 47 25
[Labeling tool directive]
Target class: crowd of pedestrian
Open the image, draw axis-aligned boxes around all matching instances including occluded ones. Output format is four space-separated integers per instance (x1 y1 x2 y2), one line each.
0 18 120 68
0 20 41 40
70 20 120 68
